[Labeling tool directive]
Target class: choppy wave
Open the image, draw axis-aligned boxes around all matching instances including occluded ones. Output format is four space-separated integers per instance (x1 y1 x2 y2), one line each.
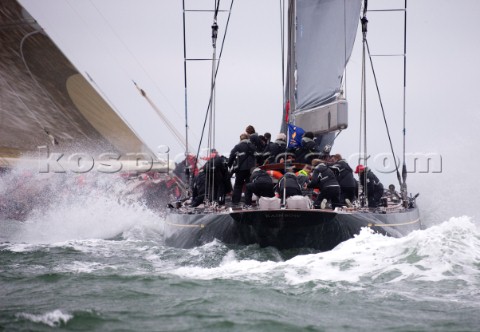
2 208 480 331
2 215 479 288
167 216 480 286
16 309 72 327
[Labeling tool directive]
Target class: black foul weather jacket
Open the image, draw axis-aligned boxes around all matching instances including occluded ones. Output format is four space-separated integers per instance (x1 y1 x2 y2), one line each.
227 139 256 172
309 163 340 191
263 139 287 164
294 137 319 164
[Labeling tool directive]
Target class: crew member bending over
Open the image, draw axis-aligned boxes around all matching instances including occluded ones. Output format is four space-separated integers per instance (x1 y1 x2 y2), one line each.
244 168 275 207
309 159 340 209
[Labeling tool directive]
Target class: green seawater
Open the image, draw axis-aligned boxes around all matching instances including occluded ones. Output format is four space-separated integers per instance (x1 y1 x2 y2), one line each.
1 216 480 332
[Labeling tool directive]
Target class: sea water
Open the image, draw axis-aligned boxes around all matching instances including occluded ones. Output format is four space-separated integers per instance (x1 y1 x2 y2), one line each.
1 171 480 331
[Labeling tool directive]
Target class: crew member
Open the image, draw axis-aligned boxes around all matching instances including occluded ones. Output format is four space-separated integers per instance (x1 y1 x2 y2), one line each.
227 133 256 205
203 149 231 205
244 168 275 207
296 164 312 194
262 133 287 164
190 168 206 207
294 131 319 164
355 165 384 208
245 125 263 153
276 171 303 199
330 154 357 207
309 159 340 209
263 132 271 145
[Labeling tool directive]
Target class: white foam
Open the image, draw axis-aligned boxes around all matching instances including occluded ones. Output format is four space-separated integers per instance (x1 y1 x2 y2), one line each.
4 190 162 244
17 309 72 327
1 168 169 244
56 260 114 274
168 216 480 287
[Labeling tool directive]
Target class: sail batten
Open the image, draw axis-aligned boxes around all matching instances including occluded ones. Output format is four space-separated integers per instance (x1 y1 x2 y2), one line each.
292 0 362 113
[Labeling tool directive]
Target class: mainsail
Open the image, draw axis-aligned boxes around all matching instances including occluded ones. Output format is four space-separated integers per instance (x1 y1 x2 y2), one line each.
286 0 362 135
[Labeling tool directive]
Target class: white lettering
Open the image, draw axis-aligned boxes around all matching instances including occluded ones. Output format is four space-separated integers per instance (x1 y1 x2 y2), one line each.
68 153 94 173
38 146 65 173
97 153 122 173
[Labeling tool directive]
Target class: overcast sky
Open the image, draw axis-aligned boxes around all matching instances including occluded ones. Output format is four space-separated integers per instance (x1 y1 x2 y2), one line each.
18 0 480 217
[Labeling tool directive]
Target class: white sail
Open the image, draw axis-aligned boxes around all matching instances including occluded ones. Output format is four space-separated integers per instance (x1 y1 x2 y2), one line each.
0 0 153 164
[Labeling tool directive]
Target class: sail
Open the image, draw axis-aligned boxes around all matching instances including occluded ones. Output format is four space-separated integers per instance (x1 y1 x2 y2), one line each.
0 0 152 165
293 0 362 112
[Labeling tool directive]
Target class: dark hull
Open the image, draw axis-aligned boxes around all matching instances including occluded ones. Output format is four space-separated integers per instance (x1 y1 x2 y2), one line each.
164 207 421 251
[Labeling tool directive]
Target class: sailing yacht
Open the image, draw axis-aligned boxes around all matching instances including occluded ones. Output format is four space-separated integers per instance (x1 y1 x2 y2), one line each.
165 0 421 251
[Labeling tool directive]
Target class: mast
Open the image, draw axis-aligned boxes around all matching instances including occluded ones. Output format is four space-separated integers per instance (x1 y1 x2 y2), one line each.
182 0 191 187
205 1 220 204
401 0 409 206
286 0 296 117
282 0 297 207
284 1 362 139
182 2 190 155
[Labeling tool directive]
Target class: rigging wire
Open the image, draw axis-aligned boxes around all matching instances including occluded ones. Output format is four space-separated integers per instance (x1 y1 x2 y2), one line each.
202 0 221 204
280 0 285 103
358 0 408 205
359 1 368 206
194 0 235 163
182 0 190 175
342 0 348 98
361 33 368 204
365 40 403 188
